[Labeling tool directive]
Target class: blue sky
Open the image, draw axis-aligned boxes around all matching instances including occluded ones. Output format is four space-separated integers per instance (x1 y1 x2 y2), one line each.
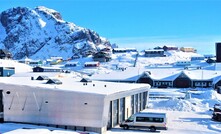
1 0 221 53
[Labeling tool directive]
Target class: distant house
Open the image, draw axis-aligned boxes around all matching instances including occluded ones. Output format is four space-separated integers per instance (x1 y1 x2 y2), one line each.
0 49 12 59
125 48 137 52
32 66 61 72
180 47 196 53
84 62 100 67
191 56 205 61
144 49 164 57
93 51 111 62
0 67 15 77
100 47 112 53
19 57 43 66
204 54 215 59
112 48 137 54
175 61 191 66
64 62 78 67
112 48 127 54
163 45 178 51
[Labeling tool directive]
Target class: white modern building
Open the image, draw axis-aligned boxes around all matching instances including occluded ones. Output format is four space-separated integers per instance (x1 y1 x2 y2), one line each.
0 73 150 134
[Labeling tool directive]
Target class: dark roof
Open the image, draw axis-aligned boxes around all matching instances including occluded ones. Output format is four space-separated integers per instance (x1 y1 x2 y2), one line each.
36 75 50 80
46 79 62 84
80 78 92 82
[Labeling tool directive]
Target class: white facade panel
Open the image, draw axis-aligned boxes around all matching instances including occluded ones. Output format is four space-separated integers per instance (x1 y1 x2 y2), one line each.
2 84 106 128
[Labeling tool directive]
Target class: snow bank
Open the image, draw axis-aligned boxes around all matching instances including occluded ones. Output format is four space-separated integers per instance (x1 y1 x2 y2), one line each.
149 88 221 112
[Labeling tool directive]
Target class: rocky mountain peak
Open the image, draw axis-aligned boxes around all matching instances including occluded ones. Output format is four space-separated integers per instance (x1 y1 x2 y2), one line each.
0 6 112 60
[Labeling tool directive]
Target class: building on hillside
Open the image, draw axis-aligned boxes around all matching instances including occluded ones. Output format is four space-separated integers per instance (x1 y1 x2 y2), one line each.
64 62 78 67
180 47 196 53
175 60 191 66
204 54 215 59
144 49 164 57
19 58 43 66
84 61 100 67
0 49 12 59
162 45 178 51
112 48 126 53
32 66 62 72
93 51 111 62
0 76 150 134
0 67 15 77
191 56 205 61
125 48 137 52
100 47 112 53
112 48 137 54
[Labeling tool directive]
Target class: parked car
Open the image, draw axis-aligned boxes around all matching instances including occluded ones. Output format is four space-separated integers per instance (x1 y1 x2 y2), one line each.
120 112 168 132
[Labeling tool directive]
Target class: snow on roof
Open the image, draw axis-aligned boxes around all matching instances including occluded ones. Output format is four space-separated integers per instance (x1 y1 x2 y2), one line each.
0 59 32 73
84 61 99 64
144 49 164 52
184 70 220 80
0 74 149 95
91 67 145 82
33 66 62 70
92 66 221 82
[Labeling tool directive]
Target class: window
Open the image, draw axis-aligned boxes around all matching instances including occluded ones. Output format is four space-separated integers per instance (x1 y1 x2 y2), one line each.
136 116 164 123
126 115 134 122
136 117 145 122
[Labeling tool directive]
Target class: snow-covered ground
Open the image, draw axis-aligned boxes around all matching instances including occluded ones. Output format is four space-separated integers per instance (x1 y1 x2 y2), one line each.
1 50 221 134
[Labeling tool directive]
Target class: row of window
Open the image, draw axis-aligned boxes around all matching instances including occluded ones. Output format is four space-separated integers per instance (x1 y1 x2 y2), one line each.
136 116 164 123
152 82 212 87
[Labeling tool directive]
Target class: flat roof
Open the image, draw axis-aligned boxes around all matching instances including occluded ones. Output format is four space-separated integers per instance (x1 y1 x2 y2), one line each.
0 72 150 95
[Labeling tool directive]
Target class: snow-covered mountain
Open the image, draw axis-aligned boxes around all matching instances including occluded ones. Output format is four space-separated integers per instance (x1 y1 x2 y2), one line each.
0 6 111 60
